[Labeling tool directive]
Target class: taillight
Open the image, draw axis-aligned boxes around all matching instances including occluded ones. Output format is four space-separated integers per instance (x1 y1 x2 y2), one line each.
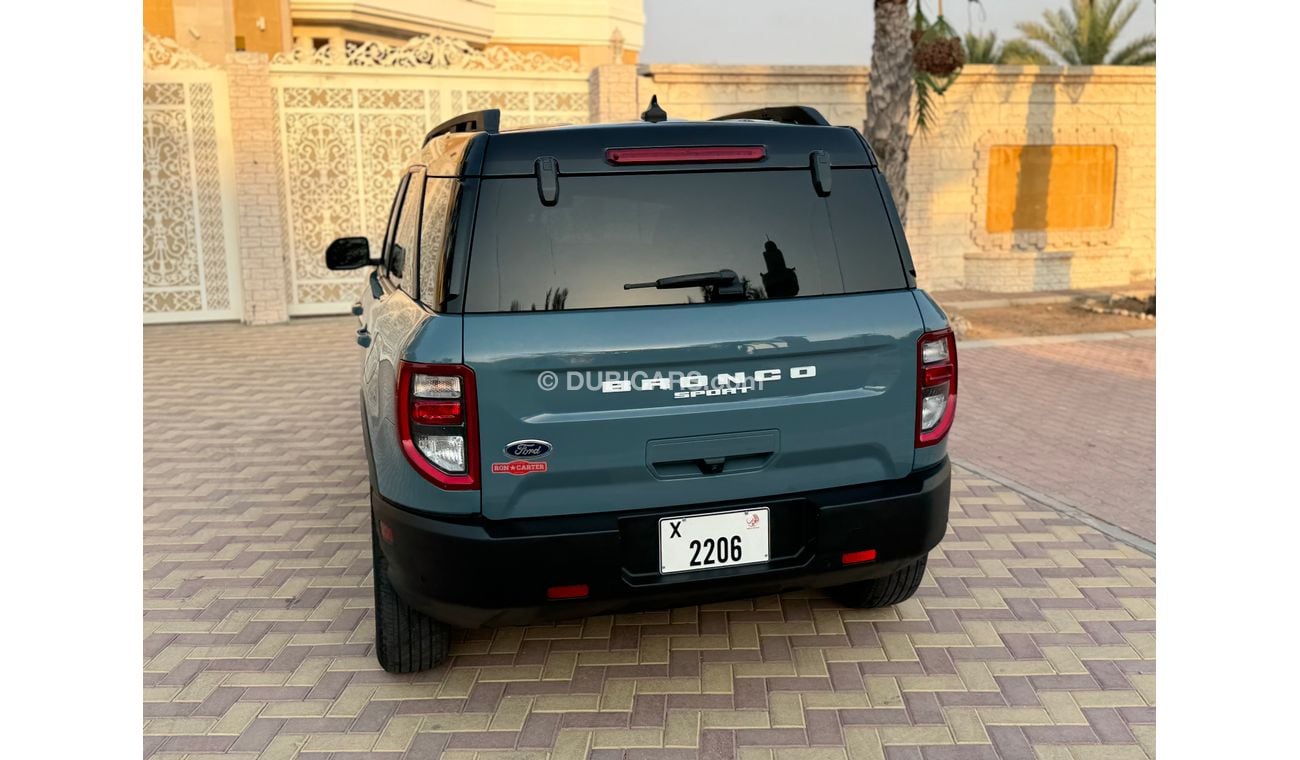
397 362 479 490
412 400 462 425
605 146 766 165
917 328 957 446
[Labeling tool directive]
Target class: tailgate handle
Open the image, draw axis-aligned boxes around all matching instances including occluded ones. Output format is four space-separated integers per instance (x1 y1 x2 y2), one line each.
646 430 779 480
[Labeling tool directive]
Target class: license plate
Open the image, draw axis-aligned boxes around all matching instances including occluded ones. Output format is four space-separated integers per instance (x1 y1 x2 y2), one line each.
658 508 770 575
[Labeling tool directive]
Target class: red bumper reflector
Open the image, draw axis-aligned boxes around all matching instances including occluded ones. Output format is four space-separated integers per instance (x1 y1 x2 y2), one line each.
547 584 589 600
605 145 766 165
378 520 395 545
841 549 877 565
412 400 463 425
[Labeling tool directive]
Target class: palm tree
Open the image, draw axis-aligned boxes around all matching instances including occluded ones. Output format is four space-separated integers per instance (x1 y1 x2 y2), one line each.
962 30 1051 65
1015 0 1156 65
963 30 999 63
867 0 914 224
867 2 974 225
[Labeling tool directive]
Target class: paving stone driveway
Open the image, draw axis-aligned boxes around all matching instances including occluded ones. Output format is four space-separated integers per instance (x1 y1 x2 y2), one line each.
144 317 1155 760
949 337 1156 543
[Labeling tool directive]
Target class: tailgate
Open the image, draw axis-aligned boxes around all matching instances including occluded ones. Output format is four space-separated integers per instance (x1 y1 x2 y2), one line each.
466 292 923 520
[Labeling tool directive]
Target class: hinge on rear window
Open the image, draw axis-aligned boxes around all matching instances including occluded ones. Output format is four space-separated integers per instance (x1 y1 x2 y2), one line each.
810 150 832 196
535 156 559 206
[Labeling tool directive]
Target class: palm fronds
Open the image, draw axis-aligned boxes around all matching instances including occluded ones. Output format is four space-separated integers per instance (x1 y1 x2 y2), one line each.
963 29 1053 65
1000 39 1053 65
1108 33 1157 65
963 31 1000 64
1014 0 1155 66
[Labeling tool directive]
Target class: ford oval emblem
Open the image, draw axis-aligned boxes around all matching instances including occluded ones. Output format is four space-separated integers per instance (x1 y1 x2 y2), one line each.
504 439 552 459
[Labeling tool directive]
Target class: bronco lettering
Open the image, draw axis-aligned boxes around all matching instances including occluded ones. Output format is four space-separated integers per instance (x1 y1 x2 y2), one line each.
599 365 817 395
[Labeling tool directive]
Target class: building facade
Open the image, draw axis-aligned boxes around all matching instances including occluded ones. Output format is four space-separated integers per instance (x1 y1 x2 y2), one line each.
144 0 644 64
142 0 1154 325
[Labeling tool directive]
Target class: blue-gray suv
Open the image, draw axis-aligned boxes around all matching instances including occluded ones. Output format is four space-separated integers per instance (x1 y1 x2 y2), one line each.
326 102 957 673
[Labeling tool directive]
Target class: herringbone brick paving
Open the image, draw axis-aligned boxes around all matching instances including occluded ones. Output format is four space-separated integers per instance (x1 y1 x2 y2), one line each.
949 338 1156 542
144 317 1155 759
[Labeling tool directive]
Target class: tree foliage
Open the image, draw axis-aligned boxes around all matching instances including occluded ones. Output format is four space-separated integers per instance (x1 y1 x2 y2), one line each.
962 30 1051 65
963 30 1000 63
1015 0 1156 65
912 5 964 134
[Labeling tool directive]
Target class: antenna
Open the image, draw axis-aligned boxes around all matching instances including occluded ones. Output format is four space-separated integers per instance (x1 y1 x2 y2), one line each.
641 95 668 123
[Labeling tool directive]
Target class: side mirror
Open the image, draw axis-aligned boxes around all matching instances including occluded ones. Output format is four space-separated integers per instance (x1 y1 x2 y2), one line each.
325 237 376 270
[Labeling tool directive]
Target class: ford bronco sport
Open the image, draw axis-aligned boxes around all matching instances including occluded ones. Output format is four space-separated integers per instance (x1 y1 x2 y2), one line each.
326 102 957 673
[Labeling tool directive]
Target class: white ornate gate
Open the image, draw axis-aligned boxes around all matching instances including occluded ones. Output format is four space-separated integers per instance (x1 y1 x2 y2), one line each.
143 36 242 323
269 37 590 315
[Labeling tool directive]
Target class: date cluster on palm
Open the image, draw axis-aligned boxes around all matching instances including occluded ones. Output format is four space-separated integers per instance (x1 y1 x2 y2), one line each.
912 31 965 77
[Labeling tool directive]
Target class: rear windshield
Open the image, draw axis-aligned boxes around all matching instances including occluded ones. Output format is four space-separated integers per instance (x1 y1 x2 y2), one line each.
463 169 907 313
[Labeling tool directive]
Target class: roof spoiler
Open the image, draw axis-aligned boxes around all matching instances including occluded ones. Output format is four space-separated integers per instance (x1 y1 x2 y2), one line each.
711 106 830 127
423 109 500 146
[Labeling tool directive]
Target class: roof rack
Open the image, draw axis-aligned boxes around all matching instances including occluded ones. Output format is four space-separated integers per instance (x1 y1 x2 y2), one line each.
710 106 830 127
423 109 500 146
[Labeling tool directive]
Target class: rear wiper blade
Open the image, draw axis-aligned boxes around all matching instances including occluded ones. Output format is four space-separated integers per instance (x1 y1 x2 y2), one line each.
624 269 742 294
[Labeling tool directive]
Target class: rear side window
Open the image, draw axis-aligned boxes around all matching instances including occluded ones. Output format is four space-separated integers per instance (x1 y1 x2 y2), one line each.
389 171 423 296
380 174 409 275
419 178 457 306
464 169 907 313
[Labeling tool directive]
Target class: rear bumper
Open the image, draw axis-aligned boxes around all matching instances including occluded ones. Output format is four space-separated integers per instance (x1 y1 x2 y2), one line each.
372 458 950 628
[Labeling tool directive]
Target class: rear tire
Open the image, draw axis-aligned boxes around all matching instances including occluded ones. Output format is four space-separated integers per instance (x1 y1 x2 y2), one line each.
372 516 450 673
828 556 928 608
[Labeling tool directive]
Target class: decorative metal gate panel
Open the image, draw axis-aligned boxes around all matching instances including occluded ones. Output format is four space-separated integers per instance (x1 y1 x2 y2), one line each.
270 37 590 315
143 38 242 323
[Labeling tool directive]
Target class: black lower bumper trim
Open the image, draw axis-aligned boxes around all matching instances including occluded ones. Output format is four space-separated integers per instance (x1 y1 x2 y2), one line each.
372 459 950 628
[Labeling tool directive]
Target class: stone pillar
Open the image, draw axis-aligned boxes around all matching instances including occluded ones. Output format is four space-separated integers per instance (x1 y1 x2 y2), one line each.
226 52 290 325
588 64 640 124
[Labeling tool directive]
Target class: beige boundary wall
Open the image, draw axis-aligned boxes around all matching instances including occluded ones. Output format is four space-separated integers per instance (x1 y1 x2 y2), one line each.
636 64 871 129
143 37 244 323
143 36 1155 325
144 33 591 324
905 65 1155 291
635 63 1155 293
267 40 590 316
